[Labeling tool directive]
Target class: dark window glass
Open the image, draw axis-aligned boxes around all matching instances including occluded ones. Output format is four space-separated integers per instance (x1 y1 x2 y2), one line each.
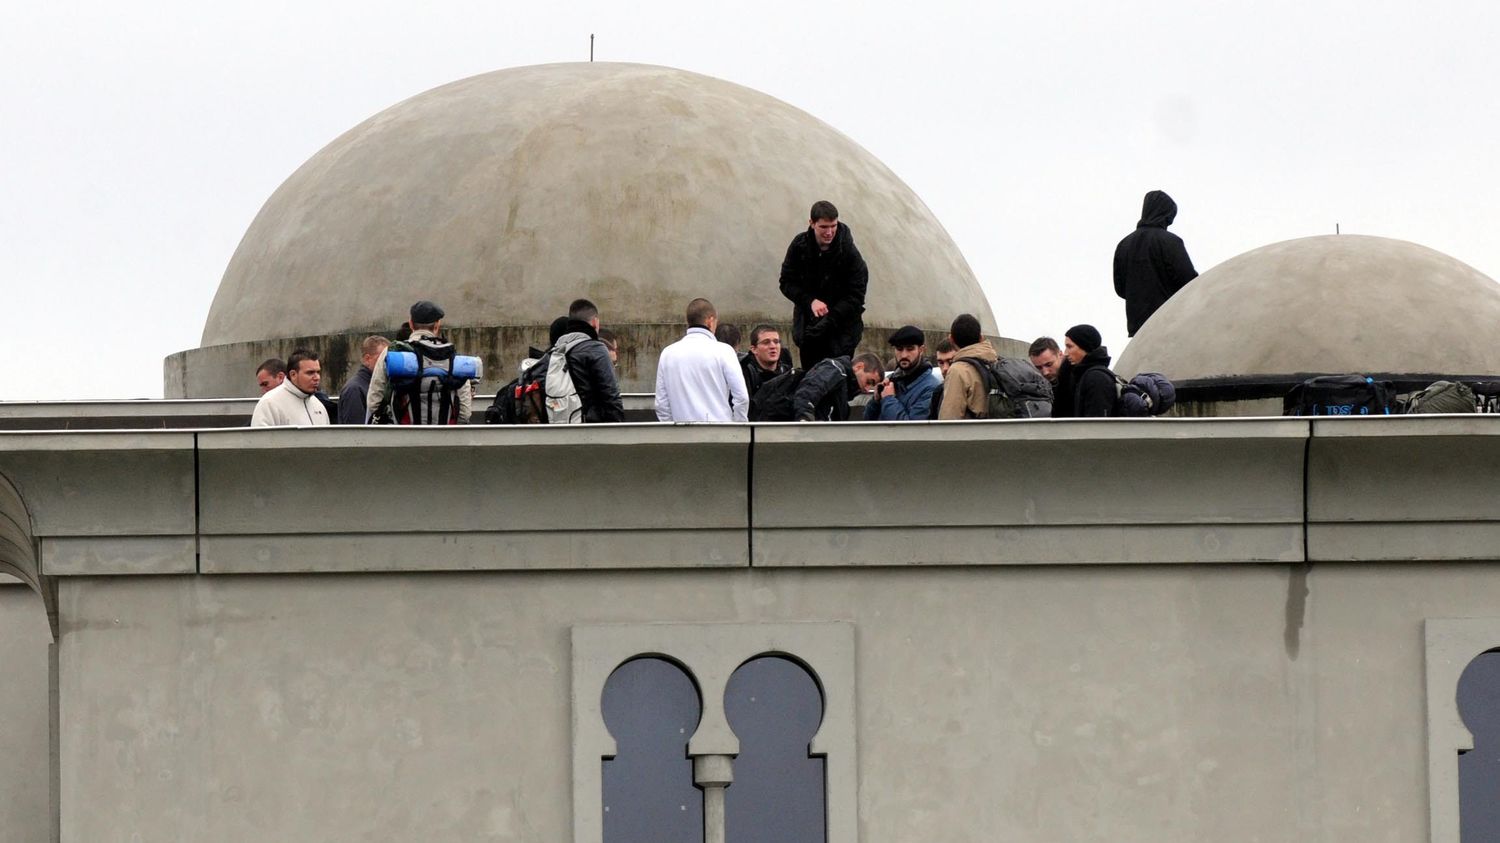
1460 650 1500 840
602 657 704 843
724 655 826 843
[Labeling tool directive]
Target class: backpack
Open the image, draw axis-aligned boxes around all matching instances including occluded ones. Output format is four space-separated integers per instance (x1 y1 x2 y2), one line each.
748 368 806 421
1402 380 1476 414
382 340 481 425
1113 372 1177 417
542 334 591 424
1283 375 1395 416
484 352 549 425
957 357 1053 419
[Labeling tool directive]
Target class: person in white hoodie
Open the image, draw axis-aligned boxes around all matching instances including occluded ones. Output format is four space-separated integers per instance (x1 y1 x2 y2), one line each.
654 298 750 423
251 350 331 427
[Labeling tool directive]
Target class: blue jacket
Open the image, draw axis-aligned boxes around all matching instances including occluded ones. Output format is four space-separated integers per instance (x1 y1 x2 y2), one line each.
863 360 940 421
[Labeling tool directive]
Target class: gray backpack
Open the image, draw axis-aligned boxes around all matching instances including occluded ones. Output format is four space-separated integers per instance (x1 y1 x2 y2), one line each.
958 357 1053 419
1402 381 1476 414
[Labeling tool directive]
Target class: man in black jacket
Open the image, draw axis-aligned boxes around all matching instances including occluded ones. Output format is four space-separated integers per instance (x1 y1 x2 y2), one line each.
792 352 883 422
740 324 793 398
553 298 625 423
1053 324 1116 418
778 200 869 369
1113 190 1198 336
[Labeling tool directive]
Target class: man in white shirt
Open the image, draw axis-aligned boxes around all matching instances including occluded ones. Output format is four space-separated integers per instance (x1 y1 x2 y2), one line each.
250 350 331 427
654 298 750 422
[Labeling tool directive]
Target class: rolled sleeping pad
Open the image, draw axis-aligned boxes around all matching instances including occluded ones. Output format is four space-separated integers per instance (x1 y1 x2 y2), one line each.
385 351 482 381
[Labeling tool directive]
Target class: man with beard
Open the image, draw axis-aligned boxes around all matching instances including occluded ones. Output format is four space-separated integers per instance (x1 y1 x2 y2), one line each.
1053 324 1117 418
778 200 869 369
864 326 940 421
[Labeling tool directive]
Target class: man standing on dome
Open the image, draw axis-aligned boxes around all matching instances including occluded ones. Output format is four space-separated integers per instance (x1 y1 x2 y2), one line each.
1114 190 1198 336
778 200 868 369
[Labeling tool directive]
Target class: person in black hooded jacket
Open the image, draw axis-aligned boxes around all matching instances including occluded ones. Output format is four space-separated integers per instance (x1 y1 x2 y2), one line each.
1113 190 1198 336
1053 325 1116 418
778 200 869 369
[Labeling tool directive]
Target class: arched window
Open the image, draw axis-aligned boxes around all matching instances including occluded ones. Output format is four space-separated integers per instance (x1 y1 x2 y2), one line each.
723 655 826 843
1458 650 1500 839
600 656 704 843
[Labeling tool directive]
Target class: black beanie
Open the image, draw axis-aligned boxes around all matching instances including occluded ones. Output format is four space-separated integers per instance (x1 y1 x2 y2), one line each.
1065 324 1102 353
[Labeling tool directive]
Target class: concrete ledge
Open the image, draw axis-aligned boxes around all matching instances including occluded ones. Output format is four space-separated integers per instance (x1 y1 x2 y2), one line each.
40 537 196 576
201 530 747 573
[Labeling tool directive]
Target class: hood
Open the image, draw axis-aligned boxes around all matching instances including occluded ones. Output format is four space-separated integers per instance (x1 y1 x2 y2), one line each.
1076 346 1113 370
1138 190 1177 228
560 319 600 341
954 341 998 363
894 359 934 384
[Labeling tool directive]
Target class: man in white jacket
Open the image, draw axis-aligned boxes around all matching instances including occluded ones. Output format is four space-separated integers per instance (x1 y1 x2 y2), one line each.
251 350 331 427
654 299 750 423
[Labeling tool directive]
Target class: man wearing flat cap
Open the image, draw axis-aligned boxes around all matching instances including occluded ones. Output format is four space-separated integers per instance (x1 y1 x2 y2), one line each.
1052 324 1116 418
366 300 475 424
863 325 940 421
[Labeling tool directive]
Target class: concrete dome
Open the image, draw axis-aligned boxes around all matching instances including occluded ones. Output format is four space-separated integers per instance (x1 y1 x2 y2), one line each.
1116 235 1500 382
200 62 993 347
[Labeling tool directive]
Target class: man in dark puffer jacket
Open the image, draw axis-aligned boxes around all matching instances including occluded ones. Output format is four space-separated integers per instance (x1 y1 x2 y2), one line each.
555 299 625 423
778 200 869 369
1053 324 1116 418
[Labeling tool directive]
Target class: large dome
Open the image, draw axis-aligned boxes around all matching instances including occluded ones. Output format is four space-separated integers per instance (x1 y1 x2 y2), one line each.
1116 234 1500 383
200 62 993 348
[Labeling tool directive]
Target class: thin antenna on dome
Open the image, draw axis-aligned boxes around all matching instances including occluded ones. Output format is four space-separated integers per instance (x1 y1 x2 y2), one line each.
1336 223 1341 235
590 34 595 62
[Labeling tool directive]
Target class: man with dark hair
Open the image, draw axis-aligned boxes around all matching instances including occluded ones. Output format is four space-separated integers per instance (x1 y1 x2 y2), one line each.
937 314 998 420
1028 336 1063 385
598 329 619 366
255 358 286 394
367 300 476 424
251 350 330 427
337 336 390 424
538 298 624 423
927 338 959 420
714 322 742 350
864 326 940 421
778 200 869 369
1114 190 1198 336
740 324 792 397
792 351 884 422
1054 324 1117 418
654 298 749 423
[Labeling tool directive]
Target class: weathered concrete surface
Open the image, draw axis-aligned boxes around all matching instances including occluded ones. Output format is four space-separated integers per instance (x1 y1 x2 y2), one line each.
181 63 1000 397
51 562 1500 842
1116 235 1500 381
0 584 50 843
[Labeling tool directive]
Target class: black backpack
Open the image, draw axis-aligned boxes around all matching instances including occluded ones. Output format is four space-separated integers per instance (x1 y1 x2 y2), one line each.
1283 375 1395 416
748 368 806 421
484 349 551 425
957 357 1053 419
1114 372 1177 417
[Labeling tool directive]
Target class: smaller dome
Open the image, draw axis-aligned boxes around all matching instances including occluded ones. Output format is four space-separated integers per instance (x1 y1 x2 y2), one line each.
1116 235 1500 382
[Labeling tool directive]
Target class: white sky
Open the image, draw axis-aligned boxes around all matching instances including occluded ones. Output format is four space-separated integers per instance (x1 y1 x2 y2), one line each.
3 1 1498 399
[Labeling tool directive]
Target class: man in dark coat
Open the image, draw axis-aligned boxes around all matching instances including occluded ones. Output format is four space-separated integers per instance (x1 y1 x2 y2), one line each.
740 324 793 398
1053 325 1116 418
792 352 883 422
778 200 869 369
555 299 625 424
336 335 390 424
1113 190 1198 336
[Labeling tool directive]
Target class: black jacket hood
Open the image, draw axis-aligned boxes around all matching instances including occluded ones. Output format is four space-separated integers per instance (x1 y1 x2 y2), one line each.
1138 190 1177 228
802 221 854 256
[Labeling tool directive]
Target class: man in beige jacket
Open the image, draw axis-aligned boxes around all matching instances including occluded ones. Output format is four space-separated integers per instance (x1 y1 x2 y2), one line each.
937 313 998 420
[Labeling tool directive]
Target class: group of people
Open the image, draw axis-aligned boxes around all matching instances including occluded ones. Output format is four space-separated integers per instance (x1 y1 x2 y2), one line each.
251 193 1196 427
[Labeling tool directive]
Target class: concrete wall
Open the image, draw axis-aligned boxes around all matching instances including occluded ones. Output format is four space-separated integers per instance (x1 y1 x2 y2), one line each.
1 416 1497 841
0 584 51 843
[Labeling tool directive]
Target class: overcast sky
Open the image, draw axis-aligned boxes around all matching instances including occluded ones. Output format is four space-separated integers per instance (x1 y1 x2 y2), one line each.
3 1 1498 399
